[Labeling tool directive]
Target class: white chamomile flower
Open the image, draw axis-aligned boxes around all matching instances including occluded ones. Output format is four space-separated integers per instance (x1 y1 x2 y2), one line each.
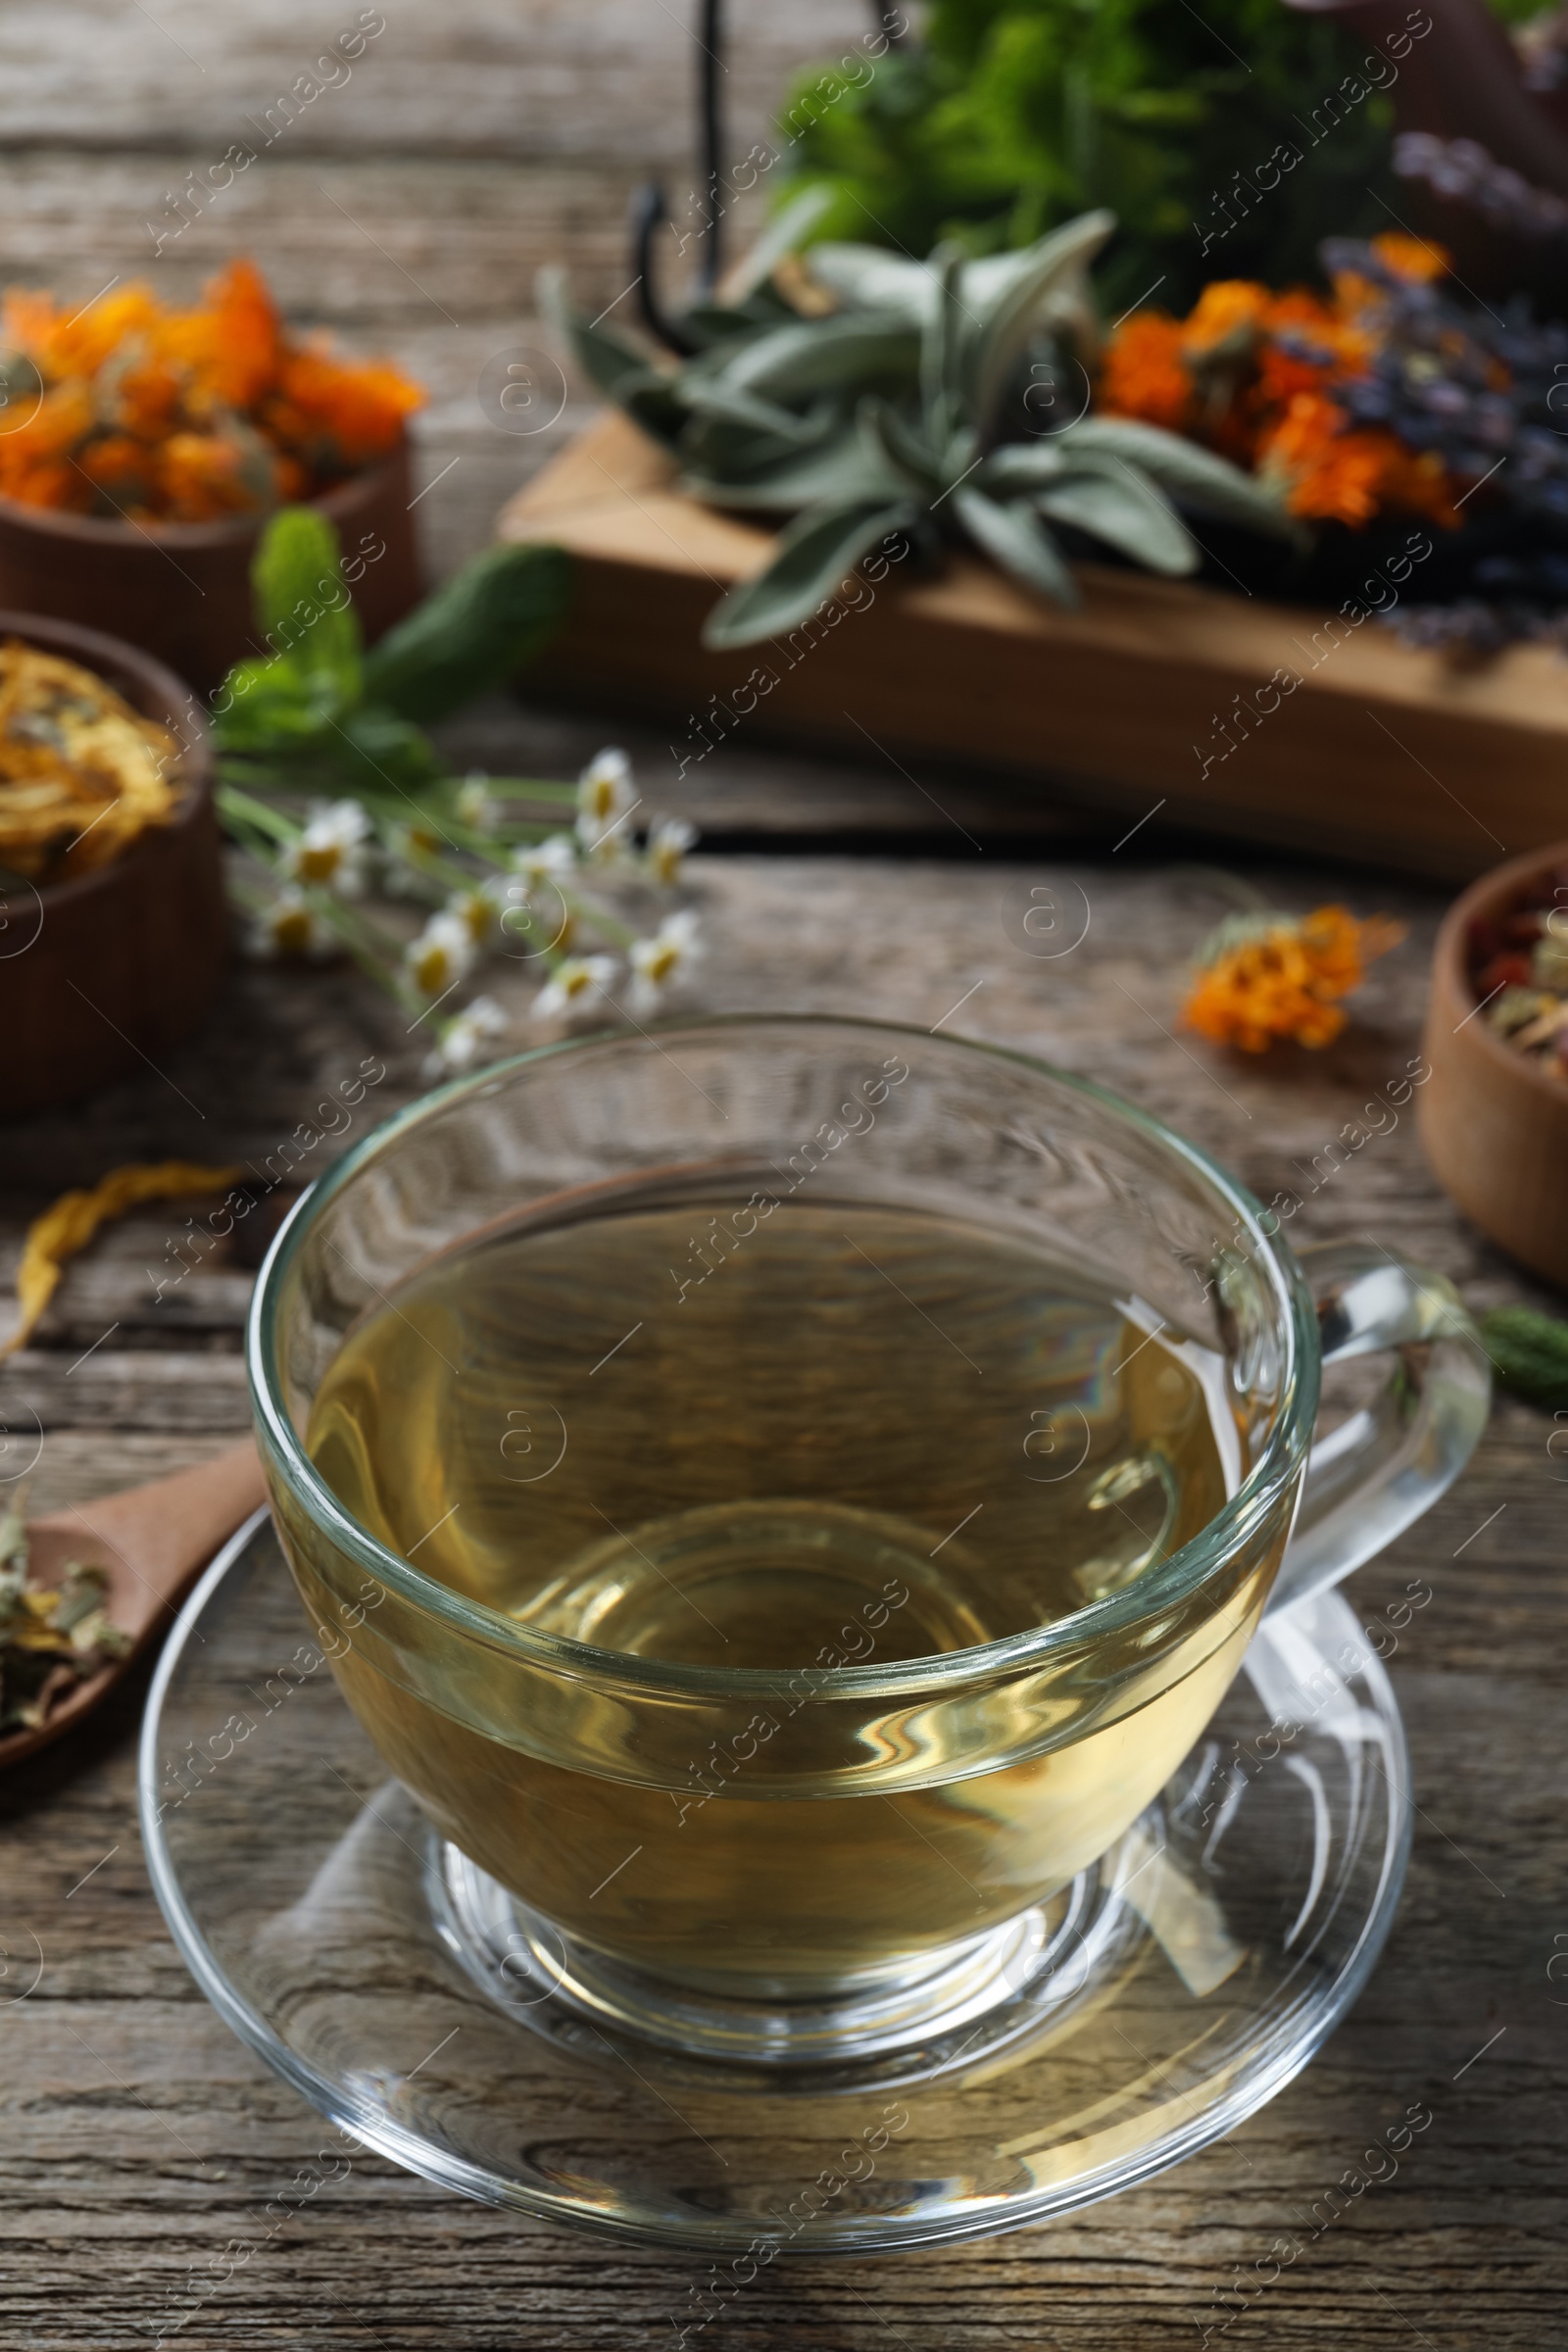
628 908 702 1014
404 910 475 1000
645 814 698 888
447 879 508 952
509 831 577 894
456 772 502 835
283 799 370 896
532 953 617 1024
575 747 636 858
424 993 508 1079
247 888 334 962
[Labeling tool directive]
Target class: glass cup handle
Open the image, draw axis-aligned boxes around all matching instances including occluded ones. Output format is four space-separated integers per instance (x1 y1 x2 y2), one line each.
1264 1239 1492 1621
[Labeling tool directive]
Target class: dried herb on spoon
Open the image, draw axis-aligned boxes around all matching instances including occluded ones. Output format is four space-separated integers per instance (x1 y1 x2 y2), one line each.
0 1492 128 1733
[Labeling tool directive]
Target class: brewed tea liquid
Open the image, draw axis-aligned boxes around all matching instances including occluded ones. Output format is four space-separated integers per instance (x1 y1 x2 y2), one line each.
310 1200 1233 1648
305 1198 1263 1994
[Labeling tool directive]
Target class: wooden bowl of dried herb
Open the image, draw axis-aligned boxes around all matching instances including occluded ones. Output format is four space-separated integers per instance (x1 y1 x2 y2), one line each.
0 613 226 1118
1419 842 1568 1288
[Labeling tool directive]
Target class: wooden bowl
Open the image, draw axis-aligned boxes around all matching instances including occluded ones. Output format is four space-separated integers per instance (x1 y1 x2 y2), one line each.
1419 839 1568 1287
0 437 421 697
0 612 227 1119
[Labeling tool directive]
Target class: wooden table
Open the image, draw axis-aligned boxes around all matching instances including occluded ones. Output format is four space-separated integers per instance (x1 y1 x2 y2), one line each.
3 6 1565 2345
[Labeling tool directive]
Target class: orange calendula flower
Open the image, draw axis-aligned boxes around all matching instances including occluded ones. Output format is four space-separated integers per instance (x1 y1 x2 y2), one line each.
1184 905 1405 1054
1180 279 1273 360
265 345 423 470
155 431 262 522
0 259 422 519
1098 312 1192 431
1258 390 1458 527
1369 230 1449 283
77 434 154 504
1097 248 1464 531
202 258 284 410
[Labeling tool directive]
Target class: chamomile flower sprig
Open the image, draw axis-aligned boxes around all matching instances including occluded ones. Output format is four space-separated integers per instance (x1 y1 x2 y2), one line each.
221 793 422 1000
210 511 704 1073
220 752 703 1073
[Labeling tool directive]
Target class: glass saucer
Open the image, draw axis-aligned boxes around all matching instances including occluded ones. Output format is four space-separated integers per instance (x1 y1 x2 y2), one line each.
139 1510 1410 2255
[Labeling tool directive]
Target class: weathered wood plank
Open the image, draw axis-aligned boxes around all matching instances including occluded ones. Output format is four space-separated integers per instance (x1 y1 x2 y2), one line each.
0 154 657 318
431 692 1105 844
2 1262 254 1348
0 1348 251 1431
0 0 865 161
18 1430 252 1516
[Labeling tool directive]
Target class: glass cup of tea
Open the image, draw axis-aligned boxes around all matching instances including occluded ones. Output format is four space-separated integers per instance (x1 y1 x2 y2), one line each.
249 1017 1488 2081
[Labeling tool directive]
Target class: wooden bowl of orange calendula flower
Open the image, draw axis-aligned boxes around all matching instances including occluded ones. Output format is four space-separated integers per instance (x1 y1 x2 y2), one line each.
0 261 423 693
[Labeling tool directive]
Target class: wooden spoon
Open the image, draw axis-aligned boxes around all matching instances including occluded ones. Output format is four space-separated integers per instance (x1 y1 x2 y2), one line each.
0 1438 269 1770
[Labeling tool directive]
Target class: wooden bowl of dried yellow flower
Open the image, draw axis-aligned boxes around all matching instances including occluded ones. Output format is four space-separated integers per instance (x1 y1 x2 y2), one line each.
0 613 225 1119
1420 842 1568 1289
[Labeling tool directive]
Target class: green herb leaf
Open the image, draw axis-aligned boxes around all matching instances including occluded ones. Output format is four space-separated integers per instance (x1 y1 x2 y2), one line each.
1034 466 1197 574
975 442 1070 495
953 486 1078 606
211 659 328 755
725 184 839 302
921 243 970 448
711 315 921 403
967 209 1113 449
363 542 572 723
858 398 945 497
800 240 1053 329
537 266 659 403
1063 419 1302 542
682 299 799 351
680 411 837 490
798 242 938 324
620 376 691 451
328 705 447 793
251 507 363 710
772 0 1402 315
678 376 840 446
701 499 916 649
1481 1306 1568 1410
683 426 899 512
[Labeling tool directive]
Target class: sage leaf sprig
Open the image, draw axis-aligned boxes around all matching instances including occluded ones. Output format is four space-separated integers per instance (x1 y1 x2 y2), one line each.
544 210 1301 650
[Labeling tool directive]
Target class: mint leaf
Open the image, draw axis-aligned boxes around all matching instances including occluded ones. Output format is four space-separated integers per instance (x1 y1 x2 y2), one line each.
251 507 363 712
210 658 326 755
362 542 571 723
330 705 446 793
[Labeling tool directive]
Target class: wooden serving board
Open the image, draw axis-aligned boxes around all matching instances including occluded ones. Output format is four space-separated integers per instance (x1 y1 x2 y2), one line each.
499 410 1568 879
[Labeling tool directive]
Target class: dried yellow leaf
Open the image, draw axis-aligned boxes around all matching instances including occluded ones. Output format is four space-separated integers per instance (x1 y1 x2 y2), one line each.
2 1160 246 1356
